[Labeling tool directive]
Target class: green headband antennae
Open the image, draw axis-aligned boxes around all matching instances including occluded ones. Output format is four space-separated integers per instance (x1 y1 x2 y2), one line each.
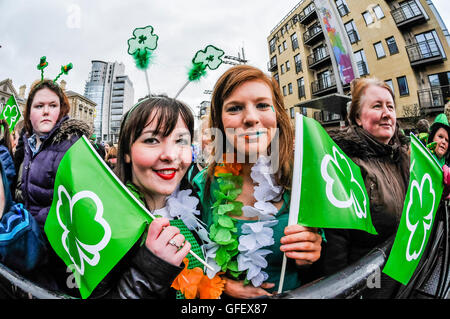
54 63 73 83
37 56 48 81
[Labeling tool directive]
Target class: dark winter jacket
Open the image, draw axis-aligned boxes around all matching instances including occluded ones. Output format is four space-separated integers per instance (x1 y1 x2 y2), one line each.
0 143 16 195
0 160 46 274
20 116 91 230
321 125 410 298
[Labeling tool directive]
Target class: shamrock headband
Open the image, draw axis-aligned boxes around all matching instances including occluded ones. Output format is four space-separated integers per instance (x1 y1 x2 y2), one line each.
37 56 73 83
123 97 150 124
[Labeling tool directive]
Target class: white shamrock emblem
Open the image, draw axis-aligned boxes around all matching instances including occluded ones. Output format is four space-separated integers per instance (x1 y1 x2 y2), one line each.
321 146 368 219
56 185 111 275
405 174 435 262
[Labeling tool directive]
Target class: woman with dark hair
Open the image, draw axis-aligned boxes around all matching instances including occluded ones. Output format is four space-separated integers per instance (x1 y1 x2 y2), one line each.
192 65 322 298
111 94 223 299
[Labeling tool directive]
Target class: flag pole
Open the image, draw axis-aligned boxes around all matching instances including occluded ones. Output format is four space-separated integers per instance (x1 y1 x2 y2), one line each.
278 113 303 294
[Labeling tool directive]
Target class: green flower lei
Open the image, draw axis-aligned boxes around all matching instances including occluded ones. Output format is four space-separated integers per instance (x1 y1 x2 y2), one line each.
209 172 244 279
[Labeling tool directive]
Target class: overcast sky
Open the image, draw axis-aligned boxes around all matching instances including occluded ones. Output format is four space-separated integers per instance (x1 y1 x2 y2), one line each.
1 0 449 116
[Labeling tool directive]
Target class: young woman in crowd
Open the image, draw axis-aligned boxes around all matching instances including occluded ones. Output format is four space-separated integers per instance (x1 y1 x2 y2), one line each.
17 79 91 291
192 65 323 298
111 94 224 299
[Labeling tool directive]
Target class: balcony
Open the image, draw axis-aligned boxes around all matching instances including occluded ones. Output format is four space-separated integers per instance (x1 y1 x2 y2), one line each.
303 23 324 46
299 3 317 25
267 59 278 72
307 47 331 70
311 74 337 96
391 3 426 29
406 40 445 67
313 110 342 125
418 85 450 115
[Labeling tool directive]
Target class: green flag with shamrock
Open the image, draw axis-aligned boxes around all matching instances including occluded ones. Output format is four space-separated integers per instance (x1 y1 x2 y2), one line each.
44 136 153 299
383 133 443 285
288 113 377 234
0 95 21 133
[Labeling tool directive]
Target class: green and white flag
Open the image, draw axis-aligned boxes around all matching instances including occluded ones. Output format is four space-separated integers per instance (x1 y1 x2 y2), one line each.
289 113 377 234
383 133 443 285
44 136 153 299
0 95 21 132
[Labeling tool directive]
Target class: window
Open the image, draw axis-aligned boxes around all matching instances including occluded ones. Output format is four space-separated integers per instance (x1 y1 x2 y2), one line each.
373 5 385 19
283 41 288 51
288 83 293 94
269 37 276 54
354 50 369 76
374 42 386 58
294 54 302 73
281 64 285 74
397 76 409 96
335 0 349 17
428 71 450 87
344 20 359 44
290 107 295 119
400 0 422 19
270 55 277 68
385 80 394 94
291 33 299 50
282 85 287 96
278 45 283 54
313 45 328 61
415 30 446 59
301 106 307 116
362 11 374 25
274 73 279 84
386 36 399 55
286 60 290 72
297 77 305 98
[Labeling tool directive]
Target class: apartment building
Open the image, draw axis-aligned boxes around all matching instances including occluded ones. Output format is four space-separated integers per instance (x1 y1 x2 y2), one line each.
84 61 134 143
267 0 450 129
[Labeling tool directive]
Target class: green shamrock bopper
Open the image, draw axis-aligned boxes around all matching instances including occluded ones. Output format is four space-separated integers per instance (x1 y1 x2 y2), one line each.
53 63 73 83
174 45 225 99
37 56 49 81
127 25 159 97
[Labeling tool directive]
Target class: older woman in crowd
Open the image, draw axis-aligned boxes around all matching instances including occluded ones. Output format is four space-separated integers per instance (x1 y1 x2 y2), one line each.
321 77 410 298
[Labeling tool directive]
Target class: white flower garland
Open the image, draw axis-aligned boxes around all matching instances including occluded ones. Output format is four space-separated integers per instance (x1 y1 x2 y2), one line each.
204 156 283 286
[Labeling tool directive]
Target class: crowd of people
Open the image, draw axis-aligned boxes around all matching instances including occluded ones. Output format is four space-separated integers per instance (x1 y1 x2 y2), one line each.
0 64 448 299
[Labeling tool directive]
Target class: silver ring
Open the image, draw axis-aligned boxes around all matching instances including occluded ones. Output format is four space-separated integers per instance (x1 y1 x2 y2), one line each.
169 239 180 248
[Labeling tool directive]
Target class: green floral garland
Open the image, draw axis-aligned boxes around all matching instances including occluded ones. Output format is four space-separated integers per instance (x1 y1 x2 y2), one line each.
209 172 244 279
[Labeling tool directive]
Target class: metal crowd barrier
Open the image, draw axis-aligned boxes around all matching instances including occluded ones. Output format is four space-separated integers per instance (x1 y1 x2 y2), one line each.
0 205 447 299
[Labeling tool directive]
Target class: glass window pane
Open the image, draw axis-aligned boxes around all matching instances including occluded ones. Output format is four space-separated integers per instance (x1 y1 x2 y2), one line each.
373 5 384 19
374 42 386 58
363 11 374 25
397 76 409 95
